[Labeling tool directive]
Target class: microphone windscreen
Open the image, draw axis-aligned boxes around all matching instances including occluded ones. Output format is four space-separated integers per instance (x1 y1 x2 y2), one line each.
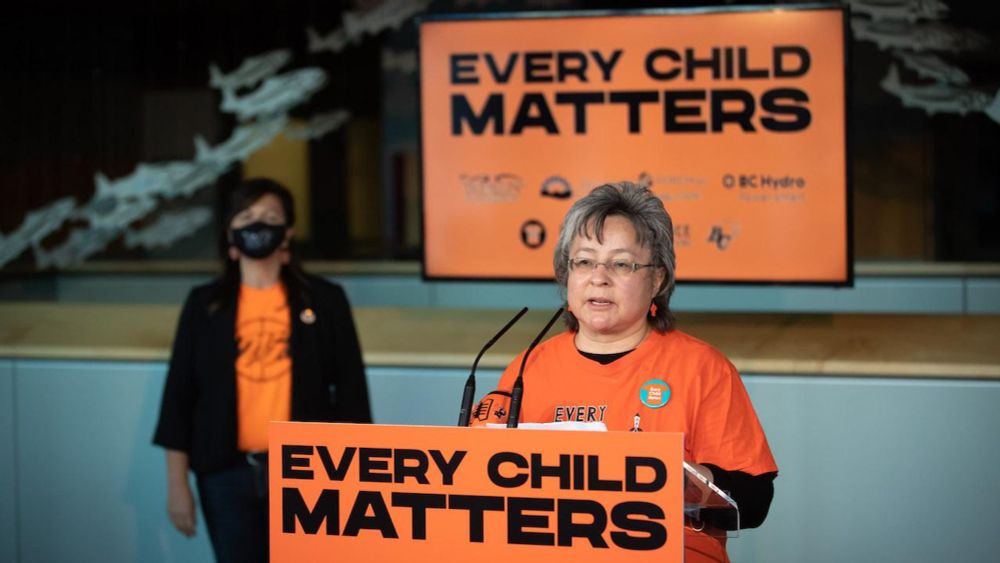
469 391 511 426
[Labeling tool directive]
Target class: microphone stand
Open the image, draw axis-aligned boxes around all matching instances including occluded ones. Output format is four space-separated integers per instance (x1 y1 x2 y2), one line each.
507 307 564 428
457 307 529 426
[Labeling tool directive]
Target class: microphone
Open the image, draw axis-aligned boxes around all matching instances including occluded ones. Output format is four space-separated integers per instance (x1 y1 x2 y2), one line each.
507 306 564 428
457 307 529 426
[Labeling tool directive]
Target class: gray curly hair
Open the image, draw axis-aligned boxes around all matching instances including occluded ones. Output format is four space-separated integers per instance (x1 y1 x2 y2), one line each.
553 181 676 333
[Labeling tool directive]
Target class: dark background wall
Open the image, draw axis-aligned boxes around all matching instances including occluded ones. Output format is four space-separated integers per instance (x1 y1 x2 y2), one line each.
0 0 998 269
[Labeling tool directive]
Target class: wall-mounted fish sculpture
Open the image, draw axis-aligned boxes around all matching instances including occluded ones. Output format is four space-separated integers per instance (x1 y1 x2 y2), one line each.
844 0 949 23
852 17 989 52
124 206 213 250
284 110 351 141
220 68 327 121
194 114 289 167
33 227 119 270
892 50 970 85
308 0 431 54
881 64 999 123
209 48 292 91
0 197 76 267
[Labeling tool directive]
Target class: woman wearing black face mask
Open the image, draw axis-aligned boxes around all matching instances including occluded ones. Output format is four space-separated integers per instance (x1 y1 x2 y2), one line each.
153 178 371 563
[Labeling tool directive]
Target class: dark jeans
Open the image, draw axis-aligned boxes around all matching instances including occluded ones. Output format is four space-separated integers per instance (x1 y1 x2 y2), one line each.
196 454 269 563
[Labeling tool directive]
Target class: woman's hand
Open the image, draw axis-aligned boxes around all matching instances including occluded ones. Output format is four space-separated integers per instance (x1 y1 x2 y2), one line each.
684 462 716 506
687 462 714 483
167 483 197 537
165 449 197 537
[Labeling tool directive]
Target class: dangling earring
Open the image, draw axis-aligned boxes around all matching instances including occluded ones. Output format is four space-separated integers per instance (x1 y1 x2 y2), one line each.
650 302 658 317
228 246 240 261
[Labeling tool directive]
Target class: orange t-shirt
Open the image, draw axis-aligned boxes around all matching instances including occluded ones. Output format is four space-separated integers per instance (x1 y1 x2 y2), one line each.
477 329 778 563
235 283 292 451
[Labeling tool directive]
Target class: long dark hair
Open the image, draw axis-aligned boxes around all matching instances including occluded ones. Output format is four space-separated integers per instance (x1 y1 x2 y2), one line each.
209 177 311 313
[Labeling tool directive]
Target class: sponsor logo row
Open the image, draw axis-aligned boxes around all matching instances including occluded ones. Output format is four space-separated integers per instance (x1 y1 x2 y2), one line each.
519 219 740 251
461 172 806 203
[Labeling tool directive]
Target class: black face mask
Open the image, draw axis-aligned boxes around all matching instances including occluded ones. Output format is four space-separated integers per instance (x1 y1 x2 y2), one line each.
230 222 287 259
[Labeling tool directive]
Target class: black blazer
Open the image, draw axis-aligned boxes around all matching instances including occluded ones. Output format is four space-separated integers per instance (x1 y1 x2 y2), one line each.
153 274 372 474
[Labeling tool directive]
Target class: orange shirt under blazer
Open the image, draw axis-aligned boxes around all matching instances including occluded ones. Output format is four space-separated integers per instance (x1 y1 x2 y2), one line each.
235 283 292 451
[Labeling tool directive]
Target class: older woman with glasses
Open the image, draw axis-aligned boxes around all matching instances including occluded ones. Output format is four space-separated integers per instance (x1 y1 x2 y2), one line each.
471 181 777 563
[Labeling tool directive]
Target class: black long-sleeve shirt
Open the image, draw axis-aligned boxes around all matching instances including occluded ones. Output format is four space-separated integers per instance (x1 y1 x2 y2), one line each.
702 464 777 529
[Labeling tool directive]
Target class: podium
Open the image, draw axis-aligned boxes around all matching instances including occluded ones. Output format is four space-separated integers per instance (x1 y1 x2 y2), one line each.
269 422 738 562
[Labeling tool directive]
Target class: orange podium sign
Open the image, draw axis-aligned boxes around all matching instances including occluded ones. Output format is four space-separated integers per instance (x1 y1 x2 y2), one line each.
269 422 684 562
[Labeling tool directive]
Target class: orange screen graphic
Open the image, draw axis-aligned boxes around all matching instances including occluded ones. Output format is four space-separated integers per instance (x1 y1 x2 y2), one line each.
270 422 684 562
420 7 847 283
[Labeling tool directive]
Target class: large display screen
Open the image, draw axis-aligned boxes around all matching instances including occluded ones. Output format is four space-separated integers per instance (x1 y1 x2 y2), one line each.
420 6 849 284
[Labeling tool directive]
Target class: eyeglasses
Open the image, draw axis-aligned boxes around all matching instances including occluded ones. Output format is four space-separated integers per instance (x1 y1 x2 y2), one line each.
568 257 656 276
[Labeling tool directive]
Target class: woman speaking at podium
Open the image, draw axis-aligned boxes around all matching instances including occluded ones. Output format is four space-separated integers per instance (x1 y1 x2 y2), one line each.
153 178 371 563
471 182 777 563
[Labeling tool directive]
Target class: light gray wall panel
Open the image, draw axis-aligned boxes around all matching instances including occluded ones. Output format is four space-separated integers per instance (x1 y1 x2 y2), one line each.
0 361 15 563
366 366 502 426
331 275 433 308
966 278 1000 313
54 274 211 304
428 280 562 309
0 277 57 301
15 360 213 563
671 277 965 313
729 376 1000 563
